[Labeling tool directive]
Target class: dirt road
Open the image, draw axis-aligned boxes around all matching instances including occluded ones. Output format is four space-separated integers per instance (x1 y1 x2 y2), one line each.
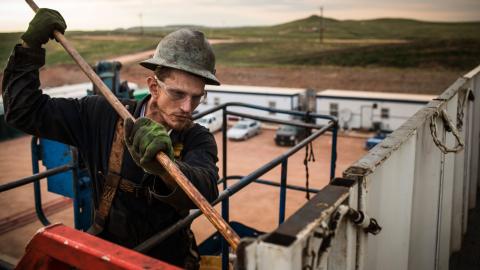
13 63 462 95
106 40 251 65
0 43 463 95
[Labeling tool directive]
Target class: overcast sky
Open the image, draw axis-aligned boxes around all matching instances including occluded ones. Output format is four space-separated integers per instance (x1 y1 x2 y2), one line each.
1 0 479 32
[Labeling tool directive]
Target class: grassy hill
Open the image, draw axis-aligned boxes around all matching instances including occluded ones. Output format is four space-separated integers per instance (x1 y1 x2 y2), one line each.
272 39 480 69
114 16 479 41
1 15 479 70
268 16 480 40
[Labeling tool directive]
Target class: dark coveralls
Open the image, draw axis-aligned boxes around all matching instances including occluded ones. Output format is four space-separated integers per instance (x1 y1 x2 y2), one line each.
2 45 220 268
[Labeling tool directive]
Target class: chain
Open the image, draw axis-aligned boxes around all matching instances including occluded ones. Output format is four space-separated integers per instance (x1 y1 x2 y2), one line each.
429 109 464 154
304 132 316 200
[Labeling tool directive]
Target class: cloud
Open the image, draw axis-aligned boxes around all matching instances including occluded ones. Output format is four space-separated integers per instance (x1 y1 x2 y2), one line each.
0 0 478 32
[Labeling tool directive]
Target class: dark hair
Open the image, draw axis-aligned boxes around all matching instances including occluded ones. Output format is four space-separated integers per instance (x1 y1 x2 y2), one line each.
155 66 207 83
154 66 173 81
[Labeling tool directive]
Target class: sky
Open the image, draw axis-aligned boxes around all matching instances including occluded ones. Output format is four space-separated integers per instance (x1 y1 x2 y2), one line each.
1 0 479 32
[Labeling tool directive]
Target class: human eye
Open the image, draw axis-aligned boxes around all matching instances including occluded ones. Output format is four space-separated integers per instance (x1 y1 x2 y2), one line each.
169 89 187 100
193 92 207 103
192 95 202 103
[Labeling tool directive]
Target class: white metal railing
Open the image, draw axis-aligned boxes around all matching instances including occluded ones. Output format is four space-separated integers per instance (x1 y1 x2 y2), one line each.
238 65 480 270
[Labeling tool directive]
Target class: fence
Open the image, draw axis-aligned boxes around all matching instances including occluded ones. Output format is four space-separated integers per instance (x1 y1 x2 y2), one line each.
239 65 480 270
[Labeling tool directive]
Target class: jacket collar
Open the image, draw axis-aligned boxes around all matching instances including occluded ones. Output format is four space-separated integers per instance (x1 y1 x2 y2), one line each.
134 94 151 118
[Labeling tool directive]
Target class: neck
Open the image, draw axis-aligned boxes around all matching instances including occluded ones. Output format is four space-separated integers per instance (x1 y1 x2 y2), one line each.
145 99 169 130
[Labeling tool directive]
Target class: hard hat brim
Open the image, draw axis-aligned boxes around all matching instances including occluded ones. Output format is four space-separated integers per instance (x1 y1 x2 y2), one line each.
140 58 221 86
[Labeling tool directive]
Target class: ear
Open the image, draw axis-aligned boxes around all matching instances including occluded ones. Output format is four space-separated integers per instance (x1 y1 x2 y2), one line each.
147 76 158 98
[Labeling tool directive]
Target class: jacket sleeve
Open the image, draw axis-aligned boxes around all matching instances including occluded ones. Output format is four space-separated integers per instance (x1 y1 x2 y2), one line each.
1 44 92 148
150 125 220 211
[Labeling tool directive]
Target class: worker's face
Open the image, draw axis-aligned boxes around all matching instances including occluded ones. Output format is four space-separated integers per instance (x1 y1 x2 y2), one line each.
146 69 206 131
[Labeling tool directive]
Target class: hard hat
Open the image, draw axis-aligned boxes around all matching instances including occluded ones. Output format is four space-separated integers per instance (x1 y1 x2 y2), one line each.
140 28 220 85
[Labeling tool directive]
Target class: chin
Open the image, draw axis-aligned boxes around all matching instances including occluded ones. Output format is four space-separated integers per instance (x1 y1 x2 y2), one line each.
169 119 193 131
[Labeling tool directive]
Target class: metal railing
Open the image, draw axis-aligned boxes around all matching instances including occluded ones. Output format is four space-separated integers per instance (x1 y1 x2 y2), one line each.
0 102 338 270
239 65 480 270
0 137 77 228
134 102 339 269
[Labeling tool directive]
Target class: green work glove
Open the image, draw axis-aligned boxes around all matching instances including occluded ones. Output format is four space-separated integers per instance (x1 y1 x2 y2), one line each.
21 8 67 48
124 117 174 176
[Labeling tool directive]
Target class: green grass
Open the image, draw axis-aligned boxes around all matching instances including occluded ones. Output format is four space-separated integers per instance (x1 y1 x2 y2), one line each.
44 34 159 66
1 15 479 70
212 40 357 67
268 16 480 40
0 32 160 68
267 39 480 70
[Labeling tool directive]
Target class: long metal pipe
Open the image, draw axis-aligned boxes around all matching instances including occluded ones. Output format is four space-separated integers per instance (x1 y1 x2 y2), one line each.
218 176 321 194
31 137 50 226
0 164 73 193
225 110 324 129
330 124 338 180
221 107 229 270
279 160 288 224
225 102 337 122
194 102 338 122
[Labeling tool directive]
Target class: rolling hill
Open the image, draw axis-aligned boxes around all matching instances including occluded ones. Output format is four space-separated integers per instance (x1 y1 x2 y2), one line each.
0 15 479 69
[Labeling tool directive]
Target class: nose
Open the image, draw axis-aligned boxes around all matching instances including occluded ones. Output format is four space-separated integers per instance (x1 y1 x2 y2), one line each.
180 97 193 114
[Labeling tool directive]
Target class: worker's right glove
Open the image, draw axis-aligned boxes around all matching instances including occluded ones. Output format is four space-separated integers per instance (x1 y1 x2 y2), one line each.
124 117 175 177
21 8 67 48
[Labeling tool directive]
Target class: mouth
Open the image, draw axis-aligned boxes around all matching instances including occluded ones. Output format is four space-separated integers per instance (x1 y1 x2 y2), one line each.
172 114 192 121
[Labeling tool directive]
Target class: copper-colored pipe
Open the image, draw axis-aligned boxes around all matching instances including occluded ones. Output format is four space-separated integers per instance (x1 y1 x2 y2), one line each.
25 0 240 251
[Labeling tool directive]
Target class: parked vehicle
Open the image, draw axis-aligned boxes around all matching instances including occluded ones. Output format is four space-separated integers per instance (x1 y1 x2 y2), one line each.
227 120 261 140
195 114 223 133
274 125 308 146
365 130 393 150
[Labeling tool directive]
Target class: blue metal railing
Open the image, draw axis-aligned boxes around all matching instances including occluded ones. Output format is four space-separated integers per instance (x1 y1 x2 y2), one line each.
0 102 338 270
0 137 91 231
134 102 338 270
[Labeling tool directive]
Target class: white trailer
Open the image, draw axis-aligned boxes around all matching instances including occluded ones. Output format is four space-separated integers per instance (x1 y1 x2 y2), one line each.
197 84 305 121
316 89 435 130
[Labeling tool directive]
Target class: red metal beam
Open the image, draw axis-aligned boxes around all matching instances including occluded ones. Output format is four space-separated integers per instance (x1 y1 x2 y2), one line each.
16 223 180 270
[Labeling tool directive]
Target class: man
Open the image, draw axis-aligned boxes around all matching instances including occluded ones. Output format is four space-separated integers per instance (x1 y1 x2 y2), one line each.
2 9 220 269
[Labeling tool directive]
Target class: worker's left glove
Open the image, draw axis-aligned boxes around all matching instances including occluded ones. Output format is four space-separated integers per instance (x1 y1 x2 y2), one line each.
124 117 174 176
21 8 67 48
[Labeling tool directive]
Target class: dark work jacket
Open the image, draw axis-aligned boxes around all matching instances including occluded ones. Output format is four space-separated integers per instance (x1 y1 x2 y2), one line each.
2 45 219 267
